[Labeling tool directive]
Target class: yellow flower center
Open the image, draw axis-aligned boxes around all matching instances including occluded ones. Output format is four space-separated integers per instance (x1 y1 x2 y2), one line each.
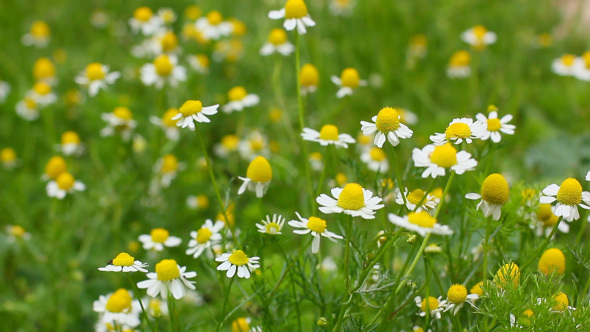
369 147 386 162
160 154 179 173
523 309 534 318
155 259 180 281
162 108 179 127
445 122 471 140
151 228 170 243
537 204 552 221
470 281 484 296
413 328 424 332
269 28 288 45
228 86 247 101
481 173 509 205
161 32 178 52
196 228 213 244
560 54 575 67
249 137 265 151
24 97 36 109
319 124 339 141
228 250 250 266
337 183 365 210
300 64 319 87
207 11 223 25
335 173 347 186
450 51 470 67
538 248 565 275
583 51 590 69
56 172 75 190
494 262 520 289
265 222 281 234
45 156 67 179
231 318 250 332
407 211 437 228
246 156 272 183
556 178 582 205
430 187 443 199
112 252 135 266
420 296 439 312
552 292 569 312
1 148 16 162
9 225 26 237
113 107 133 120
179 100 203 116
196 54 210 68
340 68 360 88
307 216 327 233
31 21 50 38
86 63 105 81
473 25 488 39
154 55 173 76
310 152 322 161
429 143 458 168
185 5 201 20
196 195 209 208
134 7 153 22
33 58 56 80
284 0 308 19
487 118 501 131
61 131 80 145
105 289 132 313
221 135 239 150
407 189 425 205
33 82 51 95
149 298 163 317
447 284 468 304
375 107 401 133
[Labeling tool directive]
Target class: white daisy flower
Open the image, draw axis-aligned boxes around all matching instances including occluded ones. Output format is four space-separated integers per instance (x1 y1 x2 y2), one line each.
131 31 180 58
360 147 389 172
98 252 148 273
186 194 209 210
32 57 57 85
268 0 316 35
412 143 477 178
540 178 590 221
1 148 19 170
137 259 196 299
58 131 83 156
26 82 56 106
331 68 367 98
260 28 295 56
214 134 240 158
46 172 85 199
158 8 177 25
414 296 447 319
93 289 141 328
5 225 31 242
309 152 323 171
142 297 168 318
317 183 384 219
188 54 210 74
172 100 218 130
216 250 260 279
149 108 180 141
534 204 570 236
154 154 186 187
16 97 39 121
195 11 233 40
552 54 577 76
138 228 182 251
444 284 479 315
238 156 272 198
0 80 11 103
360 107 413 148
465 173 510 220
256 214 286 235
288 212 343 253
238 130 270 160
222 86 260 113
447 51 471 79
430 118 485 145
396 188 438 212
186 219 224 259
300 63 319 95
75 63 120 97
461 25 497 48
301 124 355 148
574 52 590 81
21 21 50 48
388 212 454 237
474 108 515 143
140 55 186 89
129 7 163 36
100 107 137 141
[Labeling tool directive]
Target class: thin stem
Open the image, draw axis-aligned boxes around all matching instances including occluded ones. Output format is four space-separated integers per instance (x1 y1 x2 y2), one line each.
215 277 235 332
521 216 563 270
167 293 178 332
482 215 492 280
276 243 302 332
390 145 408 208
344 215 353 291
126 273 156 332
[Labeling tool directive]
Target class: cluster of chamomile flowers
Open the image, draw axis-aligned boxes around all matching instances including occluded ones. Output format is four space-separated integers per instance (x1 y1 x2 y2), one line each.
552 51 590 81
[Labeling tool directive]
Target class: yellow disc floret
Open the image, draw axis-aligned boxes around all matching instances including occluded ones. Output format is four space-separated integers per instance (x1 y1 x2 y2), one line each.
420 296 439 312
196 228 213 244
319 124 340 141
56 172 75 190
86 63 105 81
113 106 133 120
207 11 223 25
487 118 501 131
300 64 319 87
155 259 180 281
447 284 468 304
228 86 247 101
265 222 281 234
538 248 565 275
407 189 425 205
246 156 272 183
231 317 250 332
9 225 26 238
473 25 488 39
430 143 458 168
45 156 67 179
375 107 400 133
340 68 360 88
450 51 470 67
160 154 178 173
337 183 365 210
33 82 51 95
481 173 509 205
160 32 178 52
445 122 471 140
221 135 239 150
154 55 173 76
307 216 327 233
552 292 569 312
31 21 50 38
151 228 170 243
369 147 387 162
134 7 153 22
1 148 16 163
228 250 250 266
470 281 484 296
61 131 80 145
33 58 56 80
407 211 437 228
180 100 203 116
494 262 520 289
162 109 180 127
560 54 575 67
112 252 135 266
105 289 132 313
556 178 582 206
268 28 287 45
284 0 308 19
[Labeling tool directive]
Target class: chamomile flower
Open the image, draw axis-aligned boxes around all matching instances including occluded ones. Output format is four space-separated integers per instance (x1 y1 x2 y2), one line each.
27 82 56 106
317 183 384 219
22 21 50 47
301 124 355 148
398 108 419 125
412 143 477 178
0 80 10 103
474 108 516 143
552 54 577 76
574 51 590 81
465 173 510 220
309 152 323 171
46 172 85 199
1 148 18 169
150 108 180 141
330 0 355 16
138 228 182 251
188 54 210 74
300 63 319 95
129 7 163 36
93 289 140 328
461 25 497 49
6 225 31 242
288 212 343 253
98 252 148 273
214 134 240 158
388 211 454 237
256 214 286 235
535 204 569 236
430 118 484 145
494 262 520 289
195 11 233 40
268 0 316 35
407 34 428 59
231 317 262 332
360 107 413 148
158 8 177 25
155 154 185 187
75 63 120 97
132 31 180 58
142 297 168 318
186 219 224 259
33 57 57 85
414 296 447 319
140 55 186 89
172 100 219 130
238 130 270 160
16 97 39 121
538 248 566 275
186 194 209 210
540 178 590 221
260 28 295 56
58 131 83 156
100 107 137 141
222 86 260 113
331 68 367 98
396 188 438 212
137 259 197 299
447 51 471 78
216 250 260 278
360 147 389 172
238 156 272 198
43 156 67 181
444 284 479 315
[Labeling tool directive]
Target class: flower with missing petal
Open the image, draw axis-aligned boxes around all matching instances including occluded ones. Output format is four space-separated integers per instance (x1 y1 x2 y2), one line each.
99 252 148 272
75 63 120 97
430 118 485 145
388 212 453 237
260 28 295 56
215 250 260 278
465 173 510 220
268 0 316 35
360 107 413 148
256 214 286 235
412 143 477 178
46 172 85 199
238 156 272 198
186 219 224 259
474 107 515 143
222 86 260 113
331 68 367 98
301 124 355 148
138 228 182 251
414 296 447 319
172 100 219 130
540 178 590 222
288 212 343 253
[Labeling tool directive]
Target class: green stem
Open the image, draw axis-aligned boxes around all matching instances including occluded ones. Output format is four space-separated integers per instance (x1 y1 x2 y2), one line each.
215 277 235 332
126 273 156 332
277 243 302 332
344 215 353 291
390 145 408 208
575 217 587 244
167 292 178 332
482 215 492 280
521 216 563 270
